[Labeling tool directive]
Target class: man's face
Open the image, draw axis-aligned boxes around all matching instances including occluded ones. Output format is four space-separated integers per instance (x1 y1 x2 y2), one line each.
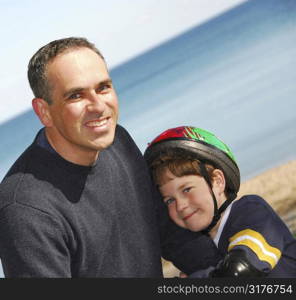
44 47 118 162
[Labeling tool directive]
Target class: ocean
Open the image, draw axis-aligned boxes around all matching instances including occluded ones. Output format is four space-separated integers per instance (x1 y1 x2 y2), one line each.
1 0 296 182
0 0 296 278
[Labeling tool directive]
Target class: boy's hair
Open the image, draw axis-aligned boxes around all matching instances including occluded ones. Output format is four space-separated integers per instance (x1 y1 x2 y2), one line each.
151 152 232 199
151 153 214 185
27 37 104 104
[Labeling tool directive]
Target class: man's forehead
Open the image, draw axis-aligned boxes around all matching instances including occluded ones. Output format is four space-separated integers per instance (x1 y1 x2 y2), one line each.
46 48 107 81
45 48 109 97
48 47 104 69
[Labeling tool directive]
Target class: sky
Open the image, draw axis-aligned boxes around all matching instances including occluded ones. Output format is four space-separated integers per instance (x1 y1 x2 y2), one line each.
0 0 247 125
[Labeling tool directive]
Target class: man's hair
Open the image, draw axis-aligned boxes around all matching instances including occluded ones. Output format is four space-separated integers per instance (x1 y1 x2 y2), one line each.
27 37 104 104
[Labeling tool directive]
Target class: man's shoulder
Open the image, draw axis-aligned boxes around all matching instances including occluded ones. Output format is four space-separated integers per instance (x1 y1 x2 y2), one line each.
115 124 132 141
0 169 48 210
2 135 43 176
0 142 52 209
112 124 140 154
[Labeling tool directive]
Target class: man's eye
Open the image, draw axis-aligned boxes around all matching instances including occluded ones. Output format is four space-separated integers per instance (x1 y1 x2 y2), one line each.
68 93 81 100
164 198 175 206
97 84 111 93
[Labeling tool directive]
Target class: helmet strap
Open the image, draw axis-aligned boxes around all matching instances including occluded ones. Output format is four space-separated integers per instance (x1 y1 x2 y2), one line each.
199 162 233 235
199 163 219 234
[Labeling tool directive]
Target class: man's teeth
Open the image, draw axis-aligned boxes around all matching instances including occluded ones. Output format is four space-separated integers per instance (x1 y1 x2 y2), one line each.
87 119 107 127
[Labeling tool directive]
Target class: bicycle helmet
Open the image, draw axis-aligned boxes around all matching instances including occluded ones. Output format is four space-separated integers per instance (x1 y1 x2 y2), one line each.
144 126 240 233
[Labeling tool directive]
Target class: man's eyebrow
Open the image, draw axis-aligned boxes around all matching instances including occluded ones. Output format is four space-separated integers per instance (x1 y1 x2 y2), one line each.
63 79 113 98
63 87 84 98
97 79 113 87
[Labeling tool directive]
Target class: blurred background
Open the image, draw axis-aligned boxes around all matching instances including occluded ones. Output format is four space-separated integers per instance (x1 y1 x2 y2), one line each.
1 0 295 181
0 0 295 277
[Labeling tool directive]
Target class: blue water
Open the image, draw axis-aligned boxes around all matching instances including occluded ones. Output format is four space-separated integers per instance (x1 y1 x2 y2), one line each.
111 0 296 180
0 0 296 278
1 0 296 184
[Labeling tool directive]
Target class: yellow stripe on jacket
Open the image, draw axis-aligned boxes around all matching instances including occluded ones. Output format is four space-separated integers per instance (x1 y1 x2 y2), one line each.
228 229 281 268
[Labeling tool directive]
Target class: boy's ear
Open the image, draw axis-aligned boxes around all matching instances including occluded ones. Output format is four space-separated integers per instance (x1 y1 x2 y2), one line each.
212 169 226 194
32 98 53 127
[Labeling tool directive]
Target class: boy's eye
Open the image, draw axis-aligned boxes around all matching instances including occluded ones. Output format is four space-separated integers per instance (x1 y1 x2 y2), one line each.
183 187 192 193
164 198 175 206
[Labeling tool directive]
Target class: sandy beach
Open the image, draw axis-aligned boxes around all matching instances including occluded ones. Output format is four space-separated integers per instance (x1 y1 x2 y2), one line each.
162 159 296 277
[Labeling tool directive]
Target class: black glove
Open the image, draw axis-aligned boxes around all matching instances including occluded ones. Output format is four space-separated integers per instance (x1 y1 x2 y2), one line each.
210 249 267 277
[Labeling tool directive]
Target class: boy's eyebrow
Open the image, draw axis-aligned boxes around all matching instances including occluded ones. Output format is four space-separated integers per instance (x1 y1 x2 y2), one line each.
179 183 188 190
63 79 113 98
178 181 194 190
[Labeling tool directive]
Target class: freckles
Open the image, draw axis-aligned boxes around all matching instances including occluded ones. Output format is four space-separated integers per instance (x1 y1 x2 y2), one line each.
168 208 177 220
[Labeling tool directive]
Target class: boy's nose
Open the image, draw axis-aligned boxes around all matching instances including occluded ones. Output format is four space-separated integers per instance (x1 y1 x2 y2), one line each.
176 197 188 212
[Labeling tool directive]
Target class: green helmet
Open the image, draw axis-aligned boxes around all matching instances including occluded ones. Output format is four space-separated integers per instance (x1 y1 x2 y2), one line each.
144 126 240 195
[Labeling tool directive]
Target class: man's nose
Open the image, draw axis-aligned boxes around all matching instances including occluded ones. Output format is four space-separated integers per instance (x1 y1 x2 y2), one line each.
86 92 106 113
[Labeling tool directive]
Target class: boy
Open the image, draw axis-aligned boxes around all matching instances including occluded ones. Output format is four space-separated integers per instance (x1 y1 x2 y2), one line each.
144 126 296 277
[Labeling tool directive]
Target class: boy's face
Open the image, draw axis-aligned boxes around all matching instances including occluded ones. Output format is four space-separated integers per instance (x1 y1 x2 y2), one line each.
159 169 222 232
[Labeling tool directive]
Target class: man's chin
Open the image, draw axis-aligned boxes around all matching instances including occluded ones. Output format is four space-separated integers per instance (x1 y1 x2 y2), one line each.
90 135 116 151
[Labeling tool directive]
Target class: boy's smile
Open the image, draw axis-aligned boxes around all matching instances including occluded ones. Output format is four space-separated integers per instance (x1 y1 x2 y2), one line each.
182 209 199 221
159 169 223 233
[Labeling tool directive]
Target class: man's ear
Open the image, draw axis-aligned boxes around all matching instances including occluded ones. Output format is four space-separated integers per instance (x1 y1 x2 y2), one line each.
212 169 226 195
32 98 53 127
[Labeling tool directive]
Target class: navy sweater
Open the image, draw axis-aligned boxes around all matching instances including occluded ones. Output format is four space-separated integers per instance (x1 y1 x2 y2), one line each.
0 125 221 277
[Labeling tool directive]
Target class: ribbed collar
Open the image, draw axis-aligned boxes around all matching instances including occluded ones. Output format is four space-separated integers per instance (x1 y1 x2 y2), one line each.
33 128 100 174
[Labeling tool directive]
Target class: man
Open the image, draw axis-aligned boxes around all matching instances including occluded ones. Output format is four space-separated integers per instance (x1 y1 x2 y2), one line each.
0 37 221 277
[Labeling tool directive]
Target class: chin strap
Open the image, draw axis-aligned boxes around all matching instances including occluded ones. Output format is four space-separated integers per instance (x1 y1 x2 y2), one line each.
199 163 236 234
